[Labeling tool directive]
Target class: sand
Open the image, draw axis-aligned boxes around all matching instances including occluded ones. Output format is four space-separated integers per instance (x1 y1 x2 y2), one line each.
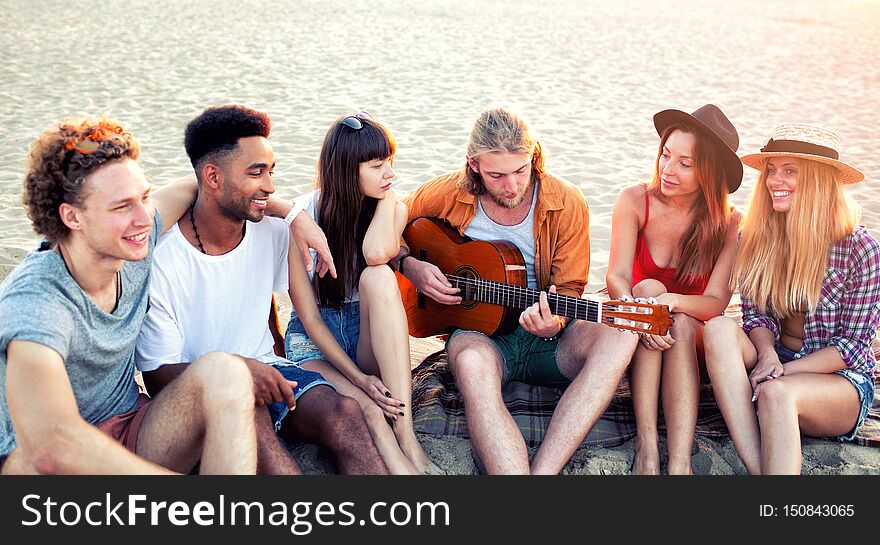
1 0 879 474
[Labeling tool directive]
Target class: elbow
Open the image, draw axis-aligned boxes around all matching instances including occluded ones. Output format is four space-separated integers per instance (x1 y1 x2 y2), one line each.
692 298 730 322
362 246 396 266
298 311 328 333
690 305 726 322
17 423 84 475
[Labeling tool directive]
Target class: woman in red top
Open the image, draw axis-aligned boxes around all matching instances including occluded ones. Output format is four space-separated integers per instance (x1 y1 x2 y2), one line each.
606 105 742 474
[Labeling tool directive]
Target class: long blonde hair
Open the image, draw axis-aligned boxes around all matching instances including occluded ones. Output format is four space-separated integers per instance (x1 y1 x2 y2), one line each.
734 159 859 316
647 122 733 284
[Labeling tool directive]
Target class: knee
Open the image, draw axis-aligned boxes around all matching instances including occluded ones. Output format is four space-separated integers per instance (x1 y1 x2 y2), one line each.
361 401 388 430
669 313 698 341
332 394 366 421
703 316 738 352
359 265 399 300
189 352 253 403
326 395 370 437
590 322 638 351
632 279 667 298
756 378 793 412
446 334 492 374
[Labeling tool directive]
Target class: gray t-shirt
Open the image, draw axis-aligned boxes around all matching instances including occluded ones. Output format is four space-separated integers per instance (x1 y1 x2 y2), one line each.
0 210 162 456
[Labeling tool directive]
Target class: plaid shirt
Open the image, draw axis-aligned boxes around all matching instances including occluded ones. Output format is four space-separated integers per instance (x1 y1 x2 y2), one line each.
742 225 880 378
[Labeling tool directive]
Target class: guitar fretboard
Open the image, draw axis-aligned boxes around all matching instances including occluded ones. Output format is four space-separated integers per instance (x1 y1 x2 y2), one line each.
446 274 601 323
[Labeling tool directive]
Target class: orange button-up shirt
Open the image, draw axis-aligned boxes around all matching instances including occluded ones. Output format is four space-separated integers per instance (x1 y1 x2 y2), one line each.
401 170 590 299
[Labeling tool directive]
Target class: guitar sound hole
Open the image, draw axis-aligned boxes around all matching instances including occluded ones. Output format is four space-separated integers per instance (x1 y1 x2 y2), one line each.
452 265 480 310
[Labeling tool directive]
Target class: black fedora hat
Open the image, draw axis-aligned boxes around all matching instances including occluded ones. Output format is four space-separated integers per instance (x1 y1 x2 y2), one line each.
653 104 743 193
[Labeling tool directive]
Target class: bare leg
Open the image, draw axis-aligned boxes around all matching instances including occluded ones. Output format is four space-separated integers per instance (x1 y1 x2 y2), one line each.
661 315 701 475
757 373 861 474
630 344 662 475
301 359 418 474
447 332 529 474
703 317 761 474
279 385 388 475
531 322 638 475
136 352 257 474
630 278 667 475
254 405 302 475
357 265 437 473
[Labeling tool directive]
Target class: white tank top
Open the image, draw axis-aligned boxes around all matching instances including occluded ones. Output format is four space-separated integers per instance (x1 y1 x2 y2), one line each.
464 185 538 289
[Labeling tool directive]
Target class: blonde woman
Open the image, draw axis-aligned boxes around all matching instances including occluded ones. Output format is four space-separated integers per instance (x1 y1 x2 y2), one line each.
606 105 742 475
704 124 879 475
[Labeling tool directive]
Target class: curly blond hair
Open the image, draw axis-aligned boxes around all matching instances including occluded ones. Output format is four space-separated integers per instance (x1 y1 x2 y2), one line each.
22 117 140 243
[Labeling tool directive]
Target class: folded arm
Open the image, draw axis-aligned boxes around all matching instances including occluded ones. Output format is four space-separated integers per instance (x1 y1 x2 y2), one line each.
363 190 407 265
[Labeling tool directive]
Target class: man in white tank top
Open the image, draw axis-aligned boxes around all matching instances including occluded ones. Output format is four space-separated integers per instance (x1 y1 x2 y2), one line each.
399 107 639 475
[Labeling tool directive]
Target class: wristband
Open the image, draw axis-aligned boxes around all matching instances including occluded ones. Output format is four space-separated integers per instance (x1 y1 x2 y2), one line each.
283 199 305 225
542 317 566 342
397 253 412 274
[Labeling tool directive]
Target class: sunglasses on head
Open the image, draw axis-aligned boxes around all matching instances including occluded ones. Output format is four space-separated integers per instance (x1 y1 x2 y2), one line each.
339 111 374 130
60 123 126 173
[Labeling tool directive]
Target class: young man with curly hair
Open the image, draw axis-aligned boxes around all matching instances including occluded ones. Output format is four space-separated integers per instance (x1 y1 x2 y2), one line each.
0 117 332 475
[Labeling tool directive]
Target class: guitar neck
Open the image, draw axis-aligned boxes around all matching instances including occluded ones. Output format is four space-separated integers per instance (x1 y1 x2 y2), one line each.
446 274 601 323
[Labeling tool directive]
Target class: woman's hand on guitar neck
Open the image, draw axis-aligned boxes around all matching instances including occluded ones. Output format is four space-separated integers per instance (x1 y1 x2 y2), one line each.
404 258 462 305
633 296 674 350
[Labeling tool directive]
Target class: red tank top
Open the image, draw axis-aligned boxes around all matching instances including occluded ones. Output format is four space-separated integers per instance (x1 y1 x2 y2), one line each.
631 190 709 295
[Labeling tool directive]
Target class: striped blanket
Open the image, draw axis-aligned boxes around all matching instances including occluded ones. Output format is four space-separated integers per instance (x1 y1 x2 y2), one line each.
411 347 880 449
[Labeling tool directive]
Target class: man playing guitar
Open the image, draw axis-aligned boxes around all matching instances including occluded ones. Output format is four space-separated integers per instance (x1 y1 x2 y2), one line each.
398 107 639 475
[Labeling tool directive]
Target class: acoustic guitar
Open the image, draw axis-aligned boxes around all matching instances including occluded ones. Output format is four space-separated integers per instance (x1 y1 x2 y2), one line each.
397 217 674 338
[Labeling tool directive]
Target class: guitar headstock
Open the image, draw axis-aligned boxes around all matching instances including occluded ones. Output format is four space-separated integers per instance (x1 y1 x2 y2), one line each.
601 300 674 336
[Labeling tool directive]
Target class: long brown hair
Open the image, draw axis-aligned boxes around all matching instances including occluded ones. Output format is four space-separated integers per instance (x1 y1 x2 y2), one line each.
314 115 396 308
734 159 858 316
647 122 732 284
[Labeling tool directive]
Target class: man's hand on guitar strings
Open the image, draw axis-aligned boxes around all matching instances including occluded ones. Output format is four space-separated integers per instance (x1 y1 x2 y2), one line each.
405 258 462 305
519 285 564 338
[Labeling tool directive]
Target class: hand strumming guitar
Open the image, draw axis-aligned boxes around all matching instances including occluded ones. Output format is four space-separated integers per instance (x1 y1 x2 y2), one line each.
401 256 462 305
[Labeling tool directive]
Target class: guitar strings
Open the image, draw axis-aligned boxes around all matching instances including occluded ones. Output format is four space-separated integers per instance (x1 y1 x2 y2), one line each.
444 274 659 332
445 274 600 321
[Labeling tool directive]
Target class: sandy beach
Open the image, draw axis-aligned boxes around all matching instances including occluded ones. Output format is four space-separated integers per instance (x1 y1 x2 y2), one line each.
1 0 879 474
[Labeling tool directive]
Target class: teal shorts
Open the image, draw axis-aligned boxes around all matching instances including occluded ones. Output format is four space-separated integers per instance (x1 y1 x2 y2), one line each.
449 323 571 386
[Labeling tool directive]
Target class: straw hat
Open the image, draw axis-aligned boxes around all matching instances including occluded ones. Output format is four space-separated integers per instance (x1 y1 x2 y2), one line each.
741 123 864 184
653 104 743 193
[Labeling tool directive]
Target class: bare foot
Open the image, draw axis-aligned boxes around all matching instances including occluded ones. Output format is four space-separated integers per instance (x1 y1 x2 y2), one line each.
420 460 446 475
398 435 441 475
632 438 661 475
666 461 693 475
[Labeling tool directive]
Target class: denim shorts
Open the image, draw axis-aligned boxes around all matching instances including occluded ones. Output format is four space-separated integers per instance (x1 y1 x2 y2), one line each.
775 344 875 442
449 323 572 386
265 360 335 431
284 301 361 364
